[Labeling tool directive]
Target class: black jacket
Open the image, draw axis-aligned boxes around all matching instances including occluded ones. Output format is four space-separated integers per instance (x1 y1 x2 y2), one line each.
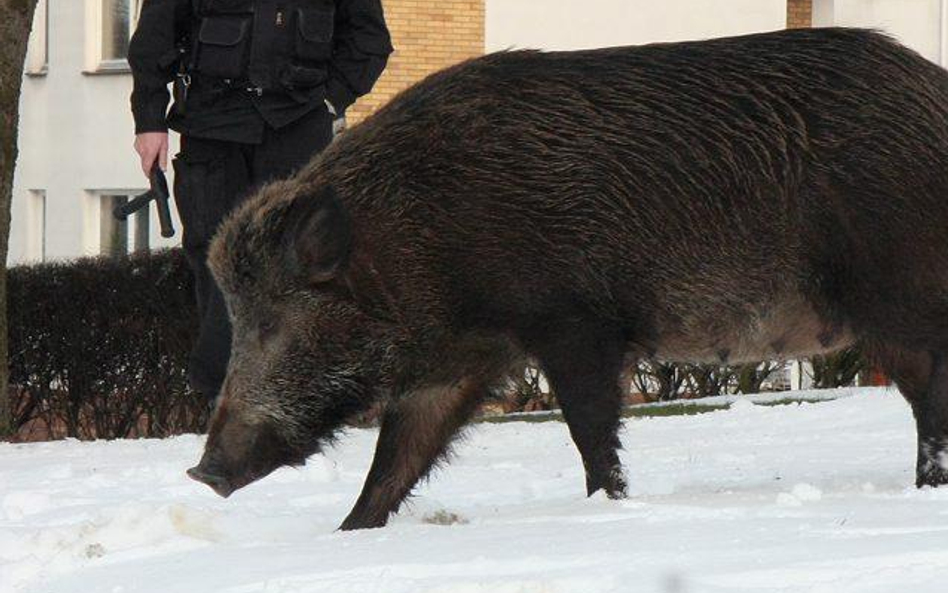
129 0 392 143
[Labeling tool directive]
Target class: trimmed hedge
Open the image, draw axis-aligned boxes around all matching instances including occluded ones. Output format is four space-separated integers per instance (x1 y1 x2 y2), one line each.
3 248 869 441
7 249 207 440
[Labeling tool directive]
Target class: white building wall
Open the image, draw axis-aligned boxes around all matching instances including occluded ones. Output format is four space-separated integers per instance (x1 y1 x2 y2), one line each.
813 0 948 65
486 0 787 51
10 0 180 266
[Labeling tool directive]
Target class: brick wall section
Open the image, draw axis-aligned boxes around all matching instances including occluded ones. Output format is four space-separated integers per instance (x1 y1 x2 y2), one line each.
347 0 485 125
787 0 812 28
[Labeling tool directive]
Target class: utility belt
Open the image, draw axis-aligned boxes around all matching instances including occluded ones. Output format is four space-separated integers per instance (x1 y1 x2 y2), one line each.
174 0 335 107
172 71 281 117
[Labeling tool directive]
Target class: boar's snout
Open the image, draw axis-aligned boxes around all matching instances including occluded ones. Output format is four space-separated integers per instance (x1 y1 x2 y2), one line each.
187 459 237 498
188 398 298 498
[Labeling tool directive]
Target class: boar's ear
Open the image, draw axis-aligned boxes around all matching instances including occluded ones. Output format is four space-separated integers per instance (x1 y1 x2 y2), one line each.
282 185 352 285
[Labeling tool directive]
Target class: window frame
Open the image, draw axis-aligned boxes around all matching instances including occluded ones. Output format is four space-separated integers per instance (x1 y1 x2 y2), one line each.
85 189 152 258
25 0 49 76
85 0 143 74
26 190 47 262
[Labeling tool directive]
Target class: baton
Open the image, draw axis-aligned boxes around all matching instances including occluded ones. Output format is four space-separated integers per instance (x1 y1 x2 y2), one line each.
114 165 175 238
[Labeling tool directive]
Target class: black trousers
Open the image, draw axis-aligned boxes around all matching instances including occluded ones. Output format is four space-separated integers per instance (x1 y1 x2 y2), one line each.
173 106 334 400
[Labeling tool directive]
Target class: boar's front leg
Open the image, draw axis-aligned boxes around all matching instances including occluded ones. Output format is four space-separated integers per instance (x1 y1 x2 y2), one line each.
339 379 485 530
878 347 948 487
528 319 628 499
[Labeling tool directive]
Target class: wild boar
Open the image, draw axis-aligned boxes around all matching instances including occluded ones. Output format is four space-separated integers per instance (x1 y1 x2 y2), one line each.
187 27 948 530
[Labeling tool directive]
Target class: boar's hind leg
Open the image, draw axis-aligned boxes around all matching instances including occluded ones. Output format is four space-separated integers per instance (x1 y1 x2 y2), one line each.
529 320 628 499
877 347 948 487
339 380 485 531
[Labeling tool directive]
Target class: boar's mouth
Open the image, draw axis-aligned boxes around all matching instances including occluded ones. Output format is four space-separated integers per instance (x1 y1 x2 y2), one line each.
186 462 279 498
186 465 241 498
187 419 301 498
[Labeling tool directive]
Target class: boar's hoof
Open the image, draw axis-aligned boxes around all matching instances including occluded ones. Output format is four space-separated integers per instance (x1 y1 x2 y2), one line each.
916 466 948 488
338 511 389 531
916 441 948 488
587 467 628 499
916 463 948 488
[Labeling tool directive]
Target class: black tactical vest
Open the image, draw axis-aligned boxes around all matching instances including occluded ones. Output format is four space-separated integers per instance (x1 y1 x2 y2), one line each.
189 0 335 92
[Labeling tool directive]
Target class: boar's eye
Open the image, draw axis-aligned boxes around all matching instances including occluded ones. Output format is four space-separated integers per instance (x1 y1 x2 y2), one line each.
258 319 278 341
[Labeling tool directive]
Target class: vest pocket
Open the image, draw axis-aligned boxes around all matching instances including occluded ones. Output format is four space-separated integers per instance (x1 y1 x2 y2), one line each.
195 16 251 80
281 65 329 91
295 6 335 63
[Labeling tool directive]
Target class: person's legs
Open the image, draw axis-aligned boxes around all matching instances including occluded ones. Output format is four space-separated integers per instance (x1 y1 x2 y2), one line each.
175 107 334 403
173 136 252 401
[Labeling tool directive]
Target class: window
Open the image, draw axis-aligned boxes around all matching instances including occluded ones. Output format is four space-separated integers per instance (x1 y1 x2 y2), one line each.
97 194 150 258
26 190 47 262
89 0 142 71
102 0 137 61
25 0 49 75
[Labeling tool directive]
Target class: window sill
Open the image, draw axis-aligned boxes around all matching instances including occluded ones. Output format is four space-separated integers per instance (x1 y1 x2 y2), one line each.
25 66 49 78
84 59 132 76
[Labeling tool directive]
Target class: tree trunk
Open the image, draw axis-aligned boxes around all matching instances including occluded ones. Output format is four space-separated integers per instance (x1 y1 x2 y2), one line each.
0 0 38 438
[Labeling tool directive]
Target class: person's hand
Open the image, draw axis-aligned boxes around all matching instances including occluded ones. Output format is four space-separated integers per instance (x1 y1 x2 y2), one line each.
134 132 169 178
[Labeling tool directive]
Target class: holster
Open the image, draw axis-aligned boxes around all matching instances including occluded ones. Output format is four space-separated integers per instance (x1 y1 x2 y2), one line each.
173 73 191 116
160 44 192 117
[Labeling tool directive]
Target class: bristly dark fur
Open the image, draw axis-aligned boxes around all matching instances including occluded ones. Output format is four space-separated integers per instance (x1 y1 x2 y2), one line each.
197 28 948 529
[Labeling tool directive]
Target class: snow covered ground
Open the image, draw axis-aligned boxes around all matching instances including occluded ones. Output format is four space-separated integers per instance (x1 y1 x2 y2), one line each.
3 386 948 593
